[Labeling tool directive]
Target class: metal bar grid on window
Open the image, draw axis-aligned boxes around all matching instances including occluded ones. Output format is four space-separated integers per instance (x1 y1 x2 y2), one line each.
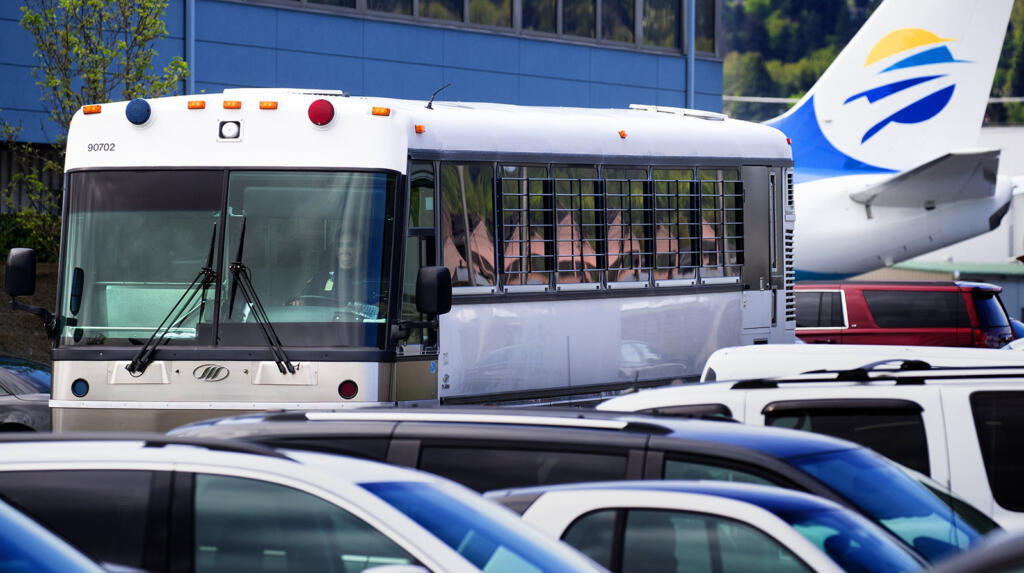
652 168 699 281
722 169 743 277
604 168 652 284
553 166 602 285
500 165 553 287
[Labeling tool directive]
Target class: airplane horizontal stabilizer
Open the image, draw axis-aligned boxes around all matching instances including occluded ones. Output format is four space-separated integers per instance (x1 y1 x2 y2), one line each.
849 149 999 208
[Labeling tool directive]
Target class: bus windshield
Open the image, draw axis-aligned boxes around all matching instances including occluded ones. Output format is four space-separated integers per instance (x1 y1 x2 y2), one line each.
60 170 395 348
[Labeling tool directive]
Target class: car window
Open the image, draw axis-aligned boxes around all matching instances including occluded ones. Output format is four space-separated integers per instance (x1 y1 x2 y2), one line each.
970 391 1024 511
0 470 160 570
193 473 418 573
795 291 844 328
862 290 970 328
663 458 776 485
561 509 616 569
563 508 812 573
766 407 930 475
972 293 1010 328
418 446 629 492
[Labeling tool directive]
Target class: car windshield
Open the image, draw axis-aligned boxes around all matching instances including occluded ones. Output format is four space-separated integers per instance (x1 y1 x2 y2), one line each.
60 170 395 348
778 508 926 573
362 481 604 572
787 448 985 563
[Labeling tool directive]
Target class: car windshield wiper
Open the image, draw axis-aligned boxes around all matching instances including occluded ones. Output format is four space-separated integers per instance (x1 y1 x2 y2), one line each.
227 218 295 375
127 223 218 375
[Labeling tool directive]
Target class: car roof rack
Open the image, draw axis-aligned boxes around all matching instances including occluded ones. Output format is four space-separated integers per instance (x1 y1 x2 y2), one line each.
0 432 292 460
731 359 1024 388
260 409 675 435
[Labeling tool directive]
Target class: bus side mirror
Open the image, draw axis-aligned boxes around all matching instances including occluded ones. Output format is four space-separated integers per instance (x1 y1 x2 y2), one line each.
5 248 37 298
416 266 452 316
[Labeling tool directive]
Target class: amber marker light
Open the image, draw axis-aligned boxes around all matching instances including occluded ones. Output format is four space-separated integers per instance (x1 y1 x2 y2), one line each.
259 101 278 110
619 130 628 139
187 100 206 110
371 107 391 117
82 105 102 115
414 125 426 134
223 100 242 110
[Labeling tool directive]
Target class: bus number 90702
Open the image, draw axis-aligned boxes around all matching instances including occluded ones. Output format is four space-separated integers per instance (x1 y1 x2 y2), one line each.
87 143 116 152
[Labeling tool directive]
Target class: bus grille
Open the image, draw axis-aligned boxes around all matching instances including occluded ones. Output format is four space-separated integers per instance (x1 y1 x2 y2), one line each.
786 169 794 208
784 229 795 323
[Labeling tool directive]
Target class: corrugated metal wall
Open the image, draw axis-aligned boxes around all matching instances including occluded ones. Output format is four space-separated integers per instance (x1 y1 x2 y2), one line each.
0 143 62 214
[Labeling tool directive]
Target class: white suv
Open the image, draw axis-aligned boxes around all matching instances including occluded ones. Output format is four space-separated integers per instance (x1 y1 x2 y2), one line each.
0 434 604 573
598 372 1024 531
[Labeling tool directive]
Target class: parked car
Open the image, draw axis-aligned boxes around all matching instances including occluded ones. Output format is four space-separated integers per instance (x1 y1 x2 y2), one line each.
795 281 1013 348
699 343 1024 382
0 433 605 573
0 355 51 431
486 480 929 573
172 407 993 563
928 530 1024 573
599 373 1024 530
0 497 109 573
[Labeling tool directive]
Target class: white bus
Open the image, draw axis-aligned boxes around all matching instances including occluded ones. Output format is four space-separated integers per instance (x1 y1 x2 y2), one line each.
5 89 795 431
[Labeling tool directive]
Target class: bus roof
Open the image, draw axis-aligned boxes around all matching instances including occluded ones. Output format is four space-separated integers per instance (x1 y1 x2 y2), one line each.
65 88 793 173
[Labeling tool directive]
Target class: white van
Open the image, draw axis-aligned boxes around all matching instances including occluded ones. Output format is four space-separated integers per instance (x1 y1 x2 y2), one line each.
700 343 1024 382
599 376 1024 531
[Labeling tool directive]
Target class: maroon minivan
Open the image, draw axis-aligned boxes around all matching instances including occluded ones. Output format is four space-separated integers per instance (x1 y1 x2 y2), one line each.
795 281 1015 348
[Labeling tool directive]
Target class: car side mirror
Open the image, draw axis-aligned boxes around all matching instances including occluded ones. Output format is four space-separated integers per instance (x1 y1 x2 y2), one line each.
5 248 37 298
415 266 452 316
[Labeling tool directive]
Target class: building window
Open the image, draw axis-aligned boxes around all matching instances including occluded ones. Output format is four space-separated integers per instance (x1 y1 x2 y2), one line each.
694 0 715 52
308 0 356 8
602 0 634 43
422 0 463 20
368 0 413 15
643 0 677 47
470 0 512 27
563 0 596 38
522 0 557 32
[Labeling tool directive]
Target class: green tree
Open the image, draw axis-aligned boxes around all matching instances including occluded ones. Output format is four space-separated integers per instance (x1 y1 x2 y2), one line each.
2 0 189 261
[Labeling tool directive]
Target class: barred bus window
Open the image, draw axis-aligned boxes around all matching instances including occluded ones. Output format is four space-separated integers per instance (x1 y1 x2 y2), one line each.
652 168 698 281
564 0 596 37
422 0 463 20
698 169 743 280
523 0 556 33
470 0 512 26
723 169 744 277
440 163 497 287
642 0 677 48
602 0 634 43
501 166 553 286
368 0 413 15
553 166 601 284
605 167 651 284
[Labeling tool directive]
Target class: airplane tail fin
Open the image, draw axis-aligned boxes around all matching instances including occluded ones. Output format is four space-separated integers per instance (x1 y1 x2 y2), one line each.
766 0 1012 183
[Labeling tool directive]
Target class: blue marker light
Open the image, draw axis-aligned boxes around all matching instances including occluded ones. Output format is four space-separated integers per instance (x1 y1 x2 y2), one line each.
125 98 151 125
71 378 89 397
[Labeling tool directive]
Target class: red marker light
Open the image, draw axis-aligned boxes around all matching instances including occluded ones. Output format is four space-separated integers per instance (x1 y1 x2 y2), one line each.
338 379 359 399
308 99 335 126
786 138 792 145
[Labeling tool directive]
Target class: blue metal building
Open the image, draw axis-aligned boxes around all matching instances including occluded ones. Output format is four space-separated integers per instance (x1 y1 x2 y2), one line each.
0 0 722 144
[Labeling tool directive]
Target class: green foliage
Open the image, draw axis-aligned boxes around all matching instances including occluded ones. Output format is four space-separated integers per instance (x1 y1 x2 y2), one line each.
18 0 189 142
1 0 189 261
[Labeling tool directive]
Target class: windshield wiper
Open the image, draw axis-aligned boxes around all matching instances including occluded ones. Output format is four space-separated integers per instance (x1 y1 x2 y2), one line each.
227 218 295 375
127 223 218 375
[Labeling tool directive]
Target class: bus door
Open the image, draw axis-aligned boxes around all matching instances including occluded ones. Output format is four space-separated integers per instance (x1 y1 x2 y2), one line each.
394 160 440 401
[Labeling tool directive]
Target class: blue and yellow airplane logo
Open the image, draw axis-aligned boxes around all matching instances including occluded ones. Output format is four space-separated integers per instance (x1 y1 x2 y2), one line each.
844 28 967 143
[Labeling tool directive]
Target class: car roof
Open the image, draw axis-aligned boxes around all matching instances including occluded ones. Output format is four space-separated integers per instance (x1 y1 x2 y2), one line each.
0 433 438 486
487 479 845 515
796 280 1000 292
171 406 861 461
